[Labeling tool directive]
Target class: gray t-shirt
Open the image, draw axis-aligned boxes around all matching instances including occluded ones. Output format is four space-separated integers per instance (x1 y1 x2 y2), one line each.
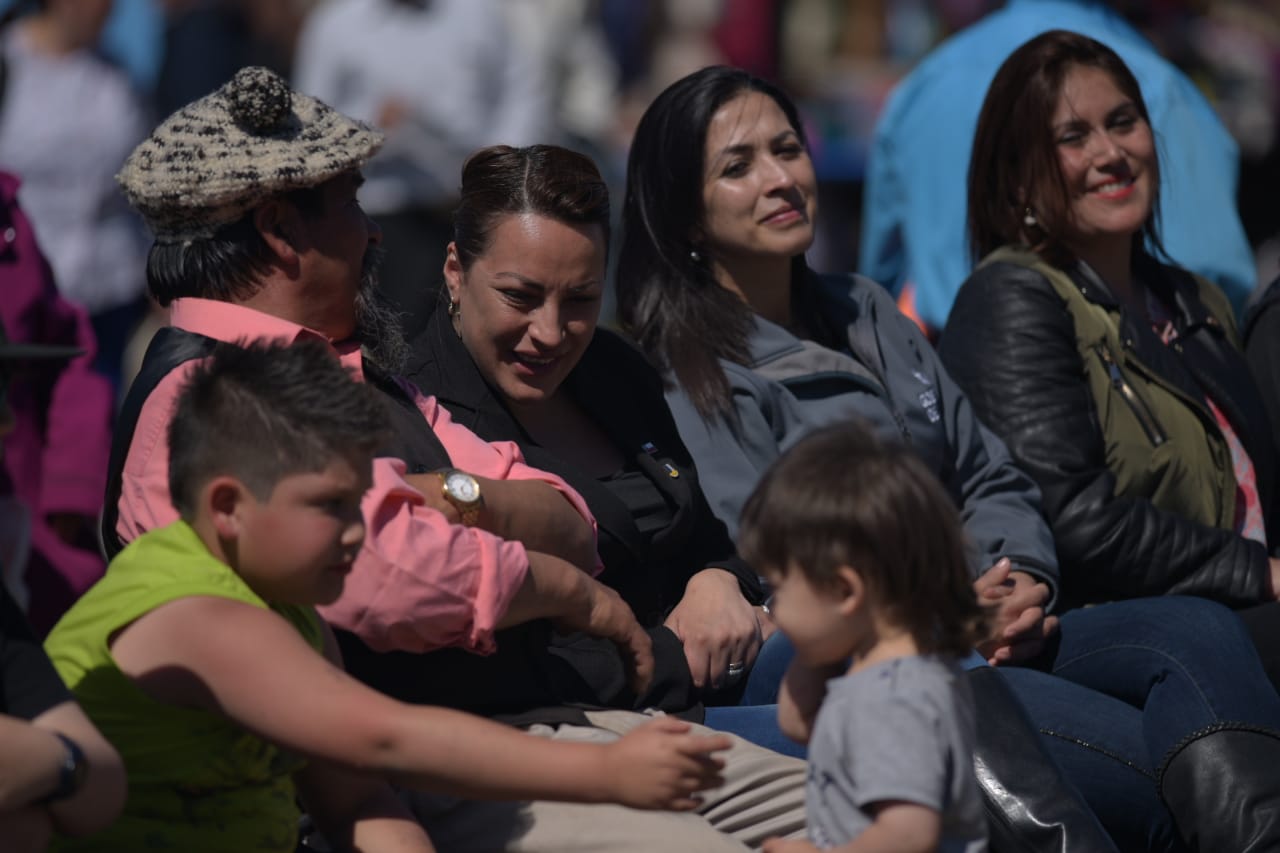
807 656 987 852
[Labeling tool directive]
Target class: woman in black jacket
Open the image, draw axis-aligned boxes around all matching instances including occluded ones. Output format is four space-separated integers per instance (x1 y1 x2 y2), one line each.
940 30 1280 850
942 29 1280 651
401 144 790 753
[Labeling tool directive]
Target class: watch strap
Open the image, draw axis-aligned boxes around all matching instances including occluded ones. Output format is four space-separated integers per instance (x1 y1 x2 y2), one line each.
44 732 87 803
438 469 483 526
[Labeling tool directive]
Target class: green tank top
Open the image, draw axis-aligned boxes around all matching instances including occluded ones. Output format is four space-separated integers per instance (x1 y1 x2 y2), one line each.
45 521 324 852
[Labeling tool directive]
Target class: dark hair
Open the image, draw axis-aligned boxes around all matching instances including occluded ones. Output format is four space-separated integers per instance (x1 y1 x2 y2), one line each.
616 66 809 423
739 420 986 657
452 144 611 270
145 184 327 307
968 29 1163 267
167 338 391 516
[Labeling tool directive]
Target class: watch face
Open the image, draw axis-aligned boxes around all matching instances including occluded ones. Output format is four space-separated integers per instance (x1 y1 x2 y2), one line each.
445 471 481 503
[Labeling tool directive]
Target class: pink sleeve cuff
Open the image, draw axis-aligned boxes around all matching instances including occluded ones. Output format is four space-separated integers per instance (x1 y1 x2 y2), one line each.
402 380 603 574
319 458 530 654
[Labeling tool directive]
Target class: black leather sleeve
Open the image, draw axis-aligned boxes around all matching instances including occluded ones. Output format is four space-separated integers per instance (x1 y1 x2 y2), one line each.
940 262 1269 607
1246 277 1280 494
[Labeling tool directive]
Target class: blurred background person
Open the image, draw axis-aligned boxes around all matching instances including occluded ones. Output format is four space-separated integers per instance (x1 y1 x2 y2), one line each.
293 0 555 342
0 0 150 395
0 171 113 637
504 0 621 163
153 0 317 120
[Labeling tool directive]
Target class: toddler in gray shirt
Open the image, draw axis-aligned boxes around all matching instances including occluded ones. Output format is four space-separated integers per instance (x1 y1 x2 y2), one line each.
739 421 988 852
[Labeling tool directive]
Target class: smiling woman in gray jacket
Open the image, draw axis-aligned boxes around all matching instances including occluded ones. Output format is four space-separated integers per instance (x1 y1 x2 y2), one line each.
615 63 1280 853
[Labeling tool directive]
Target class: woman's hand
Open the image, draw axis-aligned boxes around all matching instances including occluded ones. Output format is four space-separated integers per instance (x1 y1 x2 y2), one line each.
664 568 763 690
974 558 1059 665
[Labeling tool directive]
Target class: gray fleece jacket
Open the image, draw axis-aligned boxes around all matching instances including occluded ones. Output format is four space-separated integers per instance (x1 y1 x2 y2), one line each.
664 272 1060 605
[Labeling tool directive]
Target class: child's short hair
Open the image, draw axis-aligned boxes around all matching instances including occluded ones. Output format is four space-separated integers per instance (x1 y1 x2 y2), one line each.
167 339 391 516
739 420 985 657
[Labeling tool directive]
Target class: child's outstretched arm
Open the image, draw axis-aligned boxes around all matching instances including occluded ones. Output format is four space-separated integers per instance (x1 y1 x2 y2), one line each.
110 596 730 811
762 802 941 853
776 659 845 744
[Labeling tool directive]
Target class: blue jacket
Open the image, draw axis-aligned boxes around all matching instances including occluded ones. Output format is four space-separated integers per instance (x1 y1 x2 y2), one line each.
664 271 1060 606
857 0 1255 328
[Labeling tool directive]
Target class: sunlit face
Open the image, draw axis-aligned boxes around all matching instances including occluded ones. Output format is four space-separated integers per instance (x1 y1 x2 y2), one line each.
699 91 817 272
764 563 863 667
445 213 606 409
296 171 383 341
234 455 371 606
1050 64 1155 265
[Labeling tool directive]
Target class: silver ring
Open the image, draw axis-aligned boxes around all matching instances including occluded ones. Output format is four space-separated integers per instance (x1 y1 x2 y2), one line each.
725 661 746 681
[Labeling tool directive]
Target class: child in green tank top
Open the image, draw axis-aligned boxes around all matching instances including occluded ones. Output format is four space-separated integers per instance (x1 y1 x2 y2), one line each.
45 340 730 852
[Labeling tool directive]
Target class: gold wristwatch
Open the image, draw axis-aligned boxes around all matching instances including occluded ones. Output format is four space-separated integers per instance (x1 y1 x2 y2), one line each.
437 468 484 526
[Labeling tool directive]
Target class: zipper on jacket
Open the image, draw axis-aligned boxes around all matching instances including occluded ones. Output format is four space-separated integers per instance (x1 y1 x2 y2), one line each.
1096 345 1167 446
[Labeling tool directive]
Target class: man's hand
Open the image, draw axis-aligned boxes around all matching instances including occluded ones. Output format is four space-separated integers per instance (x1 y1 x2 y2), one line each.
500 553 652 693
664 569 763 691
557 579 655 696
601 718 730 810
973 558 1059 665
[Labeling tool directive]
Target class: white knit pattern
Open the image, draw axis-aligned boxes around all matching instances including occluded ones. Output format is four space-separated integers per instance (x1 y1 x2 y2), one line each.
117 67 385 243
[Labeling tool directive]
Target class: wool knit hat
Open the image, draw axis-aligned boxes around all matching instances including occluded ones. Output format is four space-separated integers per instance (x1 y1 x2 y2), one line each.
117 66 385 244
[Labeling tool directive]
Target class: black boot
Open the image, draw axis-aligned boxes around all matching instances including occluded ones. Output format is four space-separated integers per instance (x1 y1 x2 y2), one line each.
1157 723 1280 851
964 667 1119 853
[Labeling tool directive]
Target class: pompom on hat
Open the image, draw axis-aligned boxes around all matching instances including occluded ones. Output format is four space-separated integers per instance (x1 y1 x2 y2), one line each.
117 66 384 244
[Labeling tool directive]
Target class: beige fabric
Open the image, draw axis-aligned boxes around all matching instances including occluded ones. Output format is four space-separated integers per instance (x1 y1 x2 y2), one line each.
117 66 384 243
403 710 808 851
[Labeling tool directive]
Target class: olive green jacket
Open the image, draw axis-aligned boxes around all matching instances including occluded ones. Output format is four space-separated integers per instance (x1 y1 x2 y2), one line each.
942 246 1276 607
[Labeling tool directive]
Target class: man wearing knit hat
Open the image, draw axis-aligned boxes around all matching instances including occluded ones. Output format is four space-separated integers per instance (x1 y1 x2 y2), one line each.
110 64 621 658
107 67 807 851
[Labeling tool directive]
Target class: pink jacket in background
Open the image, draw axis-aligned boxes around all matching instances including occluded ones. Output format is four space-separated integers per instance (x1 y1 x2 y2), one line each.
0 171 114 634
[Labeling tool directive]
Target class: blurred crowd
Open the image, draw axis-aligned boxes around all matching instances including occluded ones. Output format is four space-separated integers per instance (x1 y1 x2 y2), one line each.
6 0 1280 362
2 0 1279 624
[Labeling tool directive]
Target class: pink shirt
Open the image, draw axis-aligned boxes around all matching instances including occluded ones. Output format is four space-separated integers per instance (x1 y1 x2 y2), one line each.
116 298 598 654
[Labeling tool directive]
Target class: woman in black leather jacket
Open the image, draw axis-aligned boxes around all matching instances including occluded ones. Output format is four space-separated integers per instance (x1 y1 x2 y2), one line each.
943 28 1280 647
941 31 1280 851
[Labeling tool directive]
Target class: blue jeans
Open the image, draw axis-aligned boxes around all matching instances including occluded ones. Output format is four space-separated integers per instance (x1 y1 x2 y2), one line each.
714 596 1280 852
1003 596 1280 851
703 632 804 757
